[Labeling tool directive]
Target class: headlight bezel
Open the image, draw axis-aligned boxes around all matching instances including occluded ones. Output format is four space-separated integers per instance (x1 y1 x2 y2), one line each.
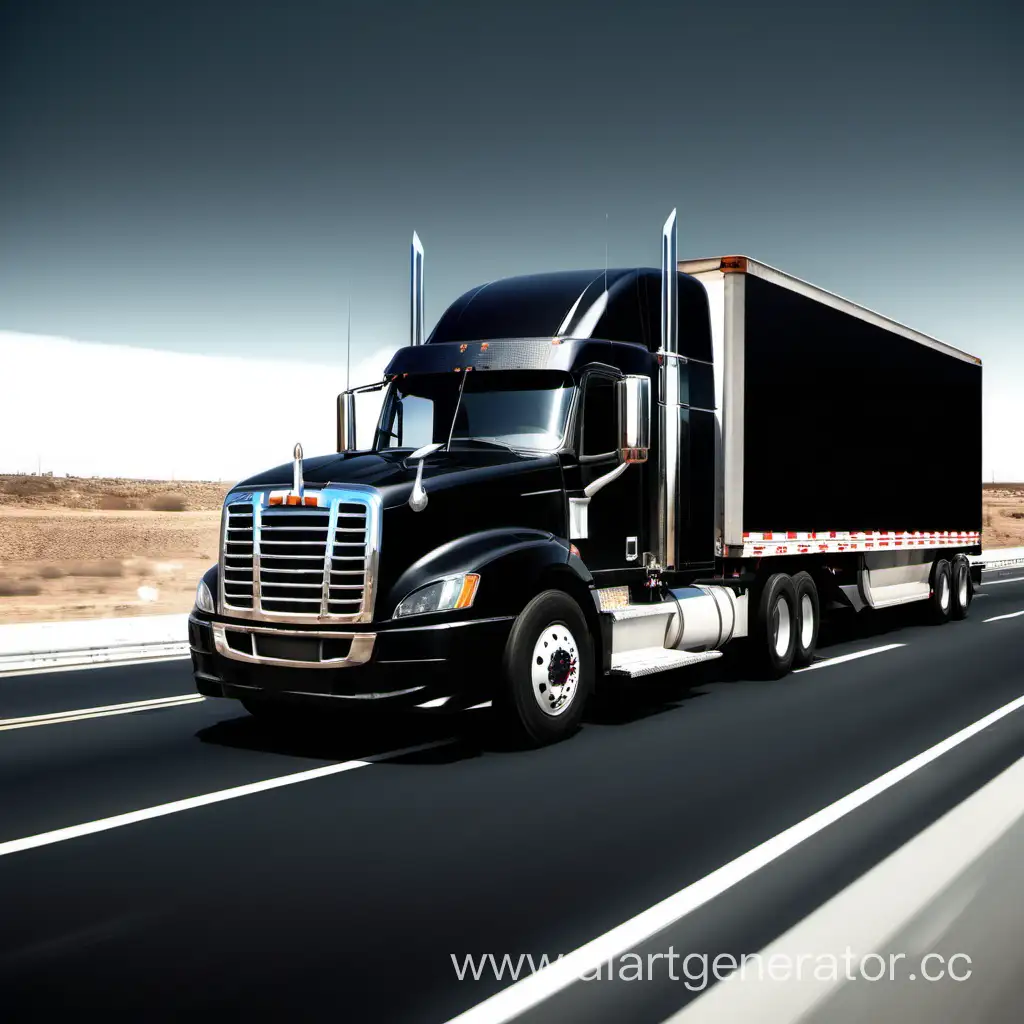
394 573 480 619
195 578 215 614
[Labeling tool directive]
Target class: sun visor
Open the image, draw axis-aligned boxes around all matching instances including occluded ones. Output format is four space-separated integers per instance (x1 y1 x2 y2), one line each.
384 338 607 376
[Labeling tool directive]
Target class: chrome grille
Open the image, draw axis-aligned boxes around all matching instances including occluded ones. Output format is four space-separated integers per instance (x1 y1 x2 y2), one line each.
327 503 369 614
219 489 379 623
222 503 254 608
259 507 332 615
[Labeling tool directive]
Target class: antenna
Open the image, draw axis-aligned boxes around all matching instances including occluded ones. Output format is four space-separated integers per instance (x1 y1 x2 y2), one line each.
346 298 352 391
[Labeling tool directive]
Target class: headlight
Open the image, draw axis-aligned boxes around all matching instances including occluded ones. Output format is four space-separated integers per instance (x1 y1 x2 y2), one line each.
195 579 215 613
394 573 480 618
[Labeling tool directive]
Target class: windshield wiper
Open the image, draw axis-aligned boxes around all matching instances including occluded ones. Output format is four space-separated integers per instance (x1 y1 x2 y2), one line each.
443 370 469 452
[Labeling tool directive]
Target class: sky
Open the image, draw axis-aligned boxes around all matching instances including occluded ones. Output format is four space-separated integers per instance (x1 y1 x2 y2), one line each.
0 0 1022 478
0 331 388 481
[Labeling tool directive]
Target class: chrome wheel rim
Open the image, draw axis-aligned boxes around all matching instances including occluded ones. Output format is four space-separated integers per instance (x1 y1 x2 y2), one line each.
939 573 950 612
800 593 814 650
773 597 792 659
531 622 580 717
958 566 969 608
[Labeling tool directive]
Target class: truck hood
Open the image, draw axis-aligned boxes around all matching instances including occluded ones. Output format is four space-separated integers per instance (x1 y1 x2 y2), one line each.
235 448 561 508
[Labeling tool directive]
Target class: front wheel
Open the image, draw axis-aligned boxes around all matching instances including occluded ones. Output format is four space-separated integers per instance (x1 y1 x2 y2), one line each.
498 589 594 746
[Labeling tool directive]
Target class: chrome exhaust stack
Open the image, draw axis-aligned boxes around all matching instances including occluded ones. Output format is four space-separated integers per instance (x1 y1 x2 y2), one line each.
410 231 424 346
656 209 680 569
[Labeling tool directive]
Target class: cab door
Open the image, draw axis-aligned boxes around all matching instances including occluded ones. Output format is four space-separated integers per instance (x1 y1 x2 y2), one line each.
568 370 645 575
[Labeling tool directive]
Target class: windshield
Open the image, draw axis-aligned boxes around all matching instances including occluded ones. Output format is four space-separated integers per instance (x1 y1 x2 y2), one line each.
374 371 575 453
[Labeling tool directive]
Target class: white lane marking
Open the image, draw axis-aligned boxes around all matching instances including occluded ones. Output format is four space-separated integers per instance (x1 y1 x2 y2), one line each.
0 739 455 858
0 654 191 679
664 747 1024 1023
442 693 1024 1024
0 694 205 731
794 643 905 673
978 575 1024 587
984 610 1024 624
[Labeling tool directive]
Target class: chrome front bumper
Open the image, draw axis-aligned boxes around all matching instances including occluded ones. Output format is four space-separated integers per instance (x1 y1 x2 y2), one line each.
209 620 376 669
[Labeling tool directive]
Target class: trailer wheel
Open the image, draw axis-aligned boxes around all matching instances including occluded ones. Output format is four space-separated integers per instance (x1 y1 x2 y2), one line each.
753 573 798 678
929 559 953 624
498 589 594 746
792 571 820 668
950 555 972 620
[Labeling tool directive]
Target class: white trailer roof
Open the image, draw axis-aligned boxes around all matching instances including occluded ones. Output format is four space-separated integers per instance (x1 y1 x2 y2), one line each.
677 255 981 366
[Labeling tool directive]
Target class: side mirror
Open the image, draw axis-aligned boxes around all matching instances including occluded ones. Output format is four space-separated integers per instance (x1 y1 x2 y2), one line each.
337 391 356 452
616 375 651 463
407 442 444 512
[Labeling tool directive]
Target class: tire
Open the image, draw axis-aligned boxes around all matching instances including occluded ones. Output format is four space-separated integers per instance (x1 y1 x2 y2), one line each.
498 589 594 746
950 555 972 620
753 573 798 678
792 571 820 669
928 559 953 624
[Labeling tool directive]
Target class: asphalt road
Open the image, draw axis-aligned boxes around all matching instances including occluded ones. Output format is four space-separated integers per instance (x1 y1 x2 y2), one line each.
1 567 1023 1023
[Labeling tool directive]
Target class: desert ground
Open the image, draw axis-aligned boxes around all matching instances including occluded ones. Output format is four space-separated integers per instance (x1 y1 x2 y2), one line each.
0 475 1022 624
0 475 225 623
982 484 1024 549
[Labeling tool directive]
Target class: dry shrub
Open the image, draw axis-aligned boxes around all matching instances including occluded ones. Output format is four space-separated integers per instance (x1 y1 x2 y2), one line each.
37 565 66 579
145 493 188 512
0 579 42 597
65 561 125 578
3 477 59 497
97 494 138 510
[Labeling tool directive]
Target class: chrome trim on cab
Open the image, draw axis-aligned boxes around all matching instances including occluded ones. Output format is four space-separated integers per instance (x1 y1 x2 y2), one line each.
211 621 376 669
218 485 382 624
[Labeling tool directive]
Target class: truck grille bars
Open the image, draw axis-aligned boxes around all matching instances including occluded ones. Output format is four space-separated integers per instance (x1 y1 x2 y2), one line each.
219 488 381 624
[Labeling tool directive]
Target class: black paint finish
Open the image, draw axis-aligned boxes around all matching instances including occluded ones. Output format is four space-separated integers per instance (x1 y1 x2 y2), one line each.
426 268 713 359
742 274 982 534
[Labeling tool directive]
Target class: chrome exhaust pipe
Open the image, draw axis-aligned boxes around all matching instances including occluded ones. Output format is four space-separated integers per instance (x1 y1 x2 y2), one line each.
657 209 680 569
411 231 424 346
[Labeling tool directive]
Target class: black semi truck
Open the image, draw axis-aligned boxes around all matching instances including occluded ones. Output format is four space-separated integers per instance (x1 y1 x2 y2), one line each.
189 212 983 744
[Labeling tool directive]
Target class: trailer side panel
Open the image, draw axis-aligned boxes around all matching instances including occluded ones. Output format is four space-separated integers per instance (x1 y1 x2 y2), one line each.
741 273 982 539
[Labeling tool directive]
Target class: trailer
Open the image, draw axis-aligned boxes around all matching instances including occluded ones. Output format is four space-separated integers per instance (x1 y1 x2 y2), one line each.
188 212 983 745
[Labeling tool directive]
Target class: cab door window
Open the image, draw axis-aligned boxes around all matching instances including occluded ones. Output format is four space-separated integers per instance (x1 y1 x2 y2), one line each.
580 375 618 458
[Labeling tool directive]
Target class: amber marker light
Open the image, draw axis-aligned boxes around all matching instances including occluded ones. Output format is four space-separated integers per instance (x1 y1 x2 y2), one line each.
455 574 481 609
720 256 748 273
